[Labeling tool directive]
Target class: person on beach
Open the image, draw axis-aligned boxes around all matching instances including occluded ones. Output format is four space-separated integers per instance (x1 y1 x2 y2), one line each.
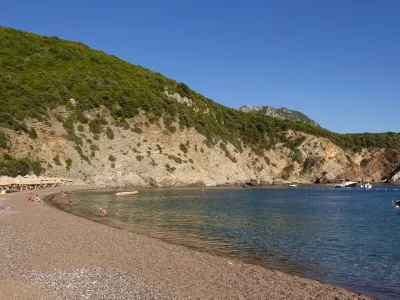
28 192 33 201
34 194 42 202
61 190 65 197
99 208 106 217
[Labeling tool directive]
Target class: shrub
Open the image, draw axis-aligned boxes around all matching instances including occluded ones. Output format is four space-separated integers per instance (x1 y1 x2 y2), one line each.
180 143 188 153
132 126 143 134
165 163 176 173
0 132 10 149
65 158 72 170
53 155 62 166
0 154 44 176
156 144 163 153
282 164 294 180
105 127 114 139
108 155 116 162
360 158 370 168
89 120 103 134
29 128 38 139
292 149 303 164
168 155 182 164
90 144 100 151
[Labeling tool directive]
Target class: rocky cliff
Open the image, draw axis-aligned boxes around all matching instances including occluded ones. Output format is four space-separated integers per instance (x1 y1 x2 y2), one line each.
2 105 400 187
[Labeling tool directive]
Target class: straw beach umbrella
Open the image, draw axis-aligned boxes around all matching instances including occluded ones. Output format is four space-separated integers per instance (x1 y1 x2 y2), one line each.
0 176 12 186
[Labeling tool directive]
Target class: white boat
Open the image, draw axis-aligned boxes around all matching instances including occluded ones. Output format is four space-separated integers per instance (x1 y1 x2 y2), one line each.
289 183 297 187
116 191 138 196
360 181 372 189
334 180 357 188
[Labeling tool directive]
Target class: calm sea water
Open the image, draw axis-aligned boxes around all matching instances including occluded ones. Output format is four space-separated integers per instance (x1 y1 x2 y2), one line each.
50 185 400 300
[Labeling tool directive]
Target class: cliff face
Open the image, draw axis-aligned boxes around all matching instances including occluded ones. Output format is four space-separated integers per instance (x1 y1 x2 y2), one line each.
3 108 399 187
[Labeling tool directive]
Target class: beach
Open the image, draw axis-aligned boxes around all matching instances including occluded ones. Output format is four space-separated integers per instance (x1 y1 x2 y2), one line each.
0 187 373 300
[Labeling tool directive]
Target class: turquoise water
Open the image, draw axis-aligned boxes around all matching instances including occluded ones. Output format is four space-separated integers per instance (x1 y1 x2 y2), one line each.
50 186 400 299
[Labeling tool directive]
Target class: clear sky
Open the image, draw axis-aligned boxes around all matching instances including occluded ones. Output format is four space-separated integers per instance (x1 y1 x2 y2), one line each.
1 0 399 134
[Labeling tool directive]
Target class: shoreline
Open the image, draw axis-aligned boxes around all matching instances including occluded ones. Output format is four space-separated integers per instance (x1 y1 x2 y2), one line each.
1 186 374 299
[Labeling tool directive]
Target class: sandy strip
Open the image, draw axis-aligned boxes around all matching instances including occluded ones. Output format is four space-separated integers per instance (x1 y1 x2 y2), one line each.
0 187 374 300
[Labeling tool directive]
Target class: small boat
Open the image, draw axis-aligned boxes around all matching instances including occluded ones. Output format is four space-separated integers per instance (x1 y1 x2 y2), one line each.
335 179 357 188
360 181 372 189
115 191 138 196
289 183 297 187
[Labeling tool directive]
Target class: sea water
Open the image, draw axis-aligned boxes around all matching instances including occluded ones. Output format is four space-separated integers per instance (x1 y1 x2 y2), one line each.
50 185 400 299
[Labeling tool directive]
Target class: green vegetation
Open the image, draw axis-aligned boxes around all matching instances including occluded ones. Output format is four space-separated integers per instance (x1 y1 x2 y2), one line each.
28 128 37 139
90 144 100 151
108 155 116 162
105 127 114 139
0 25 399 163
53 155 62 166
132 126 143 134
179 143 188 154
0 131 10 149
284 136 306 150
360 158 370 168
168 154 182 164
291 149 303 164
219 143 237 163
89 120 103 135
282 164 294 180
165 163 176 173
0 154 43 176
65 158 72 170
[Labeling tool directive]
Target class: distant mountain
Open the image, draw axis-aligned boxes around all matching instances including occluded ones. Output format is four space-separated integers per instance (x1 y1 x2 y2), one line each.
238 105 322 128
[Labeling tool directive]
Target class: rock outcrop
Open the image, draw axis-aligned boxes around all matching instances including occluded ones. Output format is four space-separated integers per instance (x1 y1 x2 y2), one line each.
238 105 322 128
3 109 399 187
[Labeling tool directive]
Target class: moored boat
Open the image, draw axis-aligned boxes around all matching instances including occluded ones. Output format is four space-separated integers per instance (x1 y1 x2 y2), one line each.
360 181 372 189
334 180 357 188
116 191 138 196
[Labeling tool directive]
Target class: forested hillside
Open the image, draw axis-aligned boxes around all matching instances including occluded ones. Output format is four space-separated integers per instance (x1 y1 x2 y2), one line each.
0 26 400 184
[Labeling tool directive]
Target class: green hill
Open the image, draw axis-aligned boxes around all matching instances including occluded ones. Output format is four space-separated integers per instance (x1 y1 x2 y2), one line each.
1 25 400 163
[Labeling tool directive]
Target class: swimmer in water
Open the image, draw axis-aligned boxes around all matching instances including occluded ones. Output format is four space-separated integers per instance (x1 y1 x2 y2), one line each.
99 208 106 217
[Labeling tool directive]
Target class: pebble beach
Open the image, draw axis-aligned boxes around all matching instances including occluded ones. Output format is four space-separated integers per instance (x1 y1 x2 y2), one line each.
0 187 374 299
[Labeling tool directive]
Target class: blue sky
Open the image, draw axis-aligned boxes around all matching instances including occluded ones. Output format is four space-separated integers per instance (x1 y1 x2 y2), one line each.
1 1 399 133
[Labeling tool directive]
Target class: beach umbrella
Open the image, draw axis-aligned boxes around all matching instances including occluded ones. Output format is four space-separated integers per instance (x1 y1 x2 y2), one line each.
23 177 41 185
0 176 13 186
11 176 24 185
